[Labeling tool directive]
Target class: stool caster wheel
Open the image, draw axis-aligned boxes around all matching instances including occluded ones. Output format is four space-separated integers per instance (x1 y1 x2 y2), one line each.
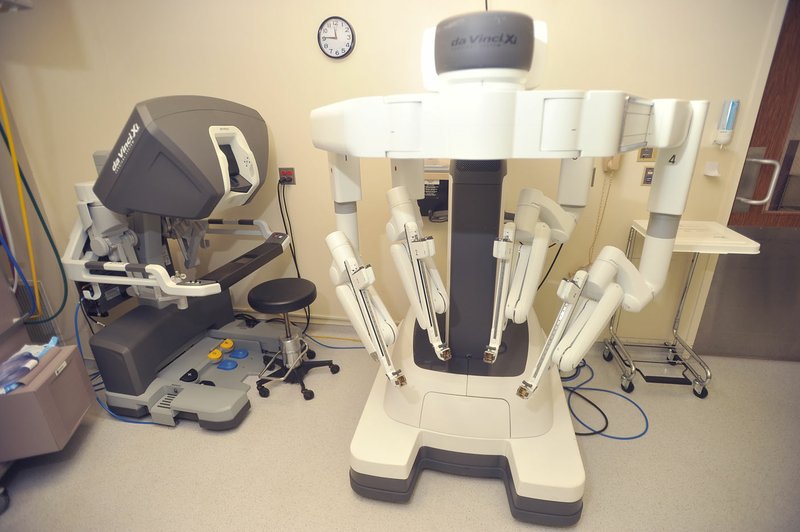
257 386 270 398
330 364 340 374
621 379 634 394
602 348 613 362
307 349 316 360
302 389 315 401
693 385 708 399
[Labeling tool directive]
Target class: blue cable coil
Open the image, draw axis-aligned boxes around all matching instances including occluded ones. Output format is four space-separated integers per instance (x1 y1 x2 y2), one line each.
562 361 649 440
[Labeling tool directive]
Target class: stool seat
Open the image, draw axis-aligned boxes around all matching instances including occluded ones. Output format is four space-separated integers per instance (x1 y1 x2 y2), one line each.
248 278 317 315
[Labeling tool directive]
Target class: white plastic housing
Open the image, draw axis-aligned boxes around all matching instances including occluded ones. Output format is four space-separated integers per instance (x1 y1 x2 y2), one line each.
310 90 675 162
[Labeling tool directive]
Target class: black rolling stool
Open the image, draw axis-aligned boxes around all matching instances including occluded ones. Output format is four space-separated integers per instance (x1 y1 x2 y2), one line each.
247 278 339 400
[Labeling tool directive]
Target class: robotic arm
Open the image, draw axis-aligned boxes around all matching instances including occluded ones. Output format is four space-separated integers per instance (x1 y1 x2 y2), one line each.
518 99 709 398
386 186 450 361
326 231 405 386
485 157 592 363
311 12 709 394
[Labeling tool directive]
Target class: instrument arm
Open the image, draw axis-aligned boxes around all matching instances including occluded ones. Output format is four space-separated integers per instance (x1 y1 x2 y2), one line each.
386 186 450 360
326 231 405 386
485 158 591 364
518 99 709 398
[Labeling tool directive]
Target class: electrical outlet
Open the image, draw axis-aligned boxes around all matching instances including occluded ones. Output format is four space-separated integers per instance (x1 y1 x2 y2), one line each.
278 167 296 185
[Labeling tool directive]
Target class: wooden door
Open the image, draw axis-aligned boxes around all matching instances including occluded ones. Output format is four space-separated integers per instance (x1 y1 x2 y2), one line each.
729 0 800 226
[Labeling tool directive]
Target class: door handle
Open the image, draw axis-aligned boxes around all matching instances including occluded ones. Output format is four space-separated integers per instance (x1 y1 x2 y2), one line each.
736 158 781 206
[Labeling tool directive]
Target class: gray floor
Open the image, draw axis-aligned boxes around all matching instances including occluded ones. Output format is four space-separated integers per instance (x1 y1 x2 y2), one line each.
2 328 800 531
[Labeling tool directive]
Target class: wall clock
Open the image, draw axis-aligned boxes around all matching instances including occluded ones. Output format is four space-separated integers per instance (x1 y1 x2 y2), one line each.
318 16 355 59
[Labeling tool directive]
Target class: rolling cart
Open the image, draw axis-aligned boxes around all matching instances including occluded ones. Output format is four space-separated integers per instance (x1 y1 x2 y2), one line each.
604 220 759 398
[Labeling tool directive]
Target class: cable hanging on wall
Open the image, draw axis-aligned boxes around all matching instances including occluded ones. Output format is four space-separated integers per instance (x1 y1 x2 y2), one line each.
0 83 41 317
0 85 69 326
277 179 310 334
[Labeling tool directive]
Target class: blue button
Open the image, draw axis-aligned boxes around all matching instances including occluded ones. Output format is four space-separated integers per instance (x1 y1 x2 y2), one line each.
229 349 248 359
217 360 238 371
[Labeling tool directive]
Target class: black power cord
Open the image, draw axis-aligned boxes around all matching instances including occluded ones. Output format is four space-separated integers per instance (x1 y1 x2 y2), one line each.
538 243 563 290
568 390 609 436
560 361 609 437
277 181 310 334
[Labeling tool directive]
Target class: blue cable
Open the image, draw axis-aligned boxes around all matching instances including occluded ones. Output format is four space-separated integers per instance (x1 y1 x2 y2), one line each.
568 386 649 440
560 361 585 382
564 359 594 388
74 300 85 359
0 229 36 316
305 334 365 350
95 397 157 425
562 360 649 440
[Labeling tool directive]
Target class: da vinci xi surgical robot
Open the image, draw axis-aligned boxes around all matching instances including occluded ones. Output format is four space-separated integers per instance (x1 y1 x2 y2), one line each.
311 12 707 526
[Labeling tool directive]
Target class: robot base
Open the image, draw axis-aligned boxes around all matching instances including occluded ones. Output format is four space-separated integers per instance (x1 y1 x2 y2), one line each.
349 322 585 526
103 320 286 430
350 447 582 526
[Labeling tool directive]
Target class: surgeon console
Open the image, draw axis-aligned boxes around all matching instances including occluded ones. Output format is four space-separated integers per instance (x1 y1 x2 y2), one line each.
62 96 290 429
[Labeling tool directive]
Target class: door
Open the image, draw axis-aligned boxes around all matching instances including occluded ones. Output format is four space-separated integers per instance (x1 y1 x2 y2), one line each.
693 0 800 360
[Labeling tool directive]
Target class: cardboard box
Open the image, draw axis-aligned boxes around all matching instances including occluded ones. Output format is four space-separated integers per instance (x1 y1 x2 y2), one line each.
0 343 94 462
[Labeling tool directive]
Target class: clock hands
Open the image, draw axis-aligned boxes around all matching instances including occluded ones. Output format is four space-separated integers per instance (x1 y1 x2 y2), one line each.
321 27 339 40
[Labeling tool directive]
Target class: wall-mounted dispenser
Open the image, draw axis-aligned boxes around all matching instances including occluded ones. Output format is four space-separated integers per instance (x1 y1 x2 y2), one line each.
713 99 739 148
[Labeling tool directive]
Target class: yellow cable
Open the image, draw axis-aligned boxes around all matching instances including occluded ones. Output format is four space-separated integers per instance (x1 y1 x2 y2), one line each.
0 83 42 317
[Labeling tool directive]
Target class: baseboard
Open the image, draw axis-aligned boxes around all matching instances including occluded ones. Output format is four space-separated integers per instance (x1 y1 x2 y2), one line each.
231 308 354 328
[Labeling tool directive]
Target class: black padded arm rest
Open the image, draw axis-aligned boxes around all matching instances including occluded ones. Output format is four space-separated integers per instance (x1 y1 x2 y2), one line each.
202 233 287 290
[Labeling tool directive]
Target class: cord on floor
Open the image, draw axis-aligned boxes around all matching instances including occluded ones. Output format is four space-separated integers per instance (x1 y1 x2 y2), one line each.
561 360 649 440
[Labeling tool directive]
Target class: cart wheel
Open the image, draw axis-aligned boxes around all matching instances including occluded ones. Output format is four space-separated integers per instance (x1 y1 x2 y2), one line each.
621 379 635 394
602 348 613 362
693 386 708 399
0 486 9 515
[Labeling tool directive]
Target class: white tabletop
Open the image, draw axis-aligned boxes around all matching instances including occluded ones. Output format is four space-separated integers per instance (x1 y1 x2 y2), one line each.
632 220 760 255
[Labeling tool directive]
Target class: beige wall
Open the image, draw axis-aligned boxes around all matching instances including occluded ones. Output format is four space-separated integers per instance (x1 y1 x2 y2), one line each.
0 0 787 346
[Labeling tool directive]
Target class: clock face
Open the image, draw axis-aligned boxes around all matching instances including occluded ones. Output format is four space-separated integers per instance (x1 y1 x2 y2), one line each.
318 16 355 59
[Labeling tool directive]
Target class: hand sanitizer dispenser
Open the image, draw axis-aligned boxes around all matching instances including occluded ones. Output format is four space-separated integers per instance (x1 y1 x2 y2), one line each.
714 99 739 147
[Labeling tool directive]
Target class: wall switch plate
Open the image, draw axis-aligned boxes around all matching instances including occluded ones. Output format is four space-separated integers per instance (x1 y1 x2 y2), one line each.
642 167 654 185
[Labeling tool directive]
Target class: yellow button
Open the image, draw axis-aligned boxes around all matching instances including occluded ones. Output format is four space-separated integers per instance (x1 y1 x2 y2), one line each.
207 349 223 362
219 339 234 351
